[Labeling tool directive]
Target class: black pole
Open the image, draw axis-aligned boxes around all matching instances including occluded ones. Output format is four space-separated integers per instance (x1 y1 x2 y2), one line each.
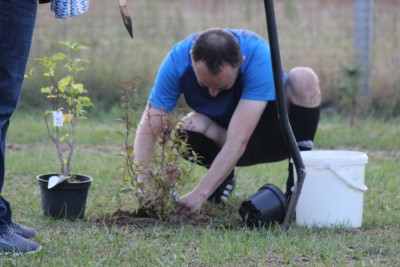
263 0 306 231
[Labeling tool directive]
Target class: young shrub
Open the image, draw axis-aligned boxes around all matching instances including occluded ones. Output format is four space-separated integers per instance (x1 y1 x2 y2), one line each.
335 62 361 127
25 41 94 178
116 79 197 220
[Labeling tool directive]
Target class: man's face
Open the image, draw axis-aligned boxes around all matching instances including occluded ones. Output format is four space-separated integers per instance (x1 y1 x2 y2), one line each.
192 60 241 97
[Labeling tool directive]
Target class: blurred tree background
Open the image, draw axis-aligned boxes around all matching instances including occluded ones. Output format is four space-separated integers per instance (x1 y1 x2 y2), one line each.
21 0 400 118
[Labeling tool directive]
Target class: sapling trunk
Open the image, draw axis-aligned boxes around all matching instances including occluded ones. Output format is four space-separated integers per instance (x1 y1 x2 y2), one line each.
65 123 75 176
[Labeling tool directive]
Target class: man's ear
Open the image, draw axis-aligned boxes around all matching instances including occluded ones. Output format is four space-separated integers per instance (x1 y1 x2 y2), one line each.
242 55 246 63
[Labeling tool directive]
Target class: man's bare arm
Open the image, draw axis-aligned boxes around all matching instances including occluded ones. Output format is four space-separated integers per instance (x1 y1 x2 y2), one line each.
176 99 267 214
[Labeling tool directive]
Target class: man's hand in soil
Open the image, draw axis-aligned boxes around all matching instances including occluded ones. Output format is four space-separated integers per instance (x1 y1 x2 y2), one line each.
175 190 206 215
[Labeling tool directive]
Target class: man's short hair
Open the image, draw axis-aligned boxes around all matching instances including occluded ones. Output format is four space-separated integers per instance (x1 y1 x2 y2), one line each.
191 28 242 75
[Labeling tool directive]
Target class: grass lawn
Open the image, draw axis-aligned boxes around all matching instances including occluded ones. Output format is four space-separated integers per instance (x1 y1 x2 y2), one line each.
2 111 400 266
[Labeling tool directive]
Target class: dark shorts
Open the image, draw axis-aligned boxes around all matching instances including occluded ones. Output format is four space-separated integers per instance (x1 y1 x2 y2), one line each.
236 101 289 166
182 101 319 169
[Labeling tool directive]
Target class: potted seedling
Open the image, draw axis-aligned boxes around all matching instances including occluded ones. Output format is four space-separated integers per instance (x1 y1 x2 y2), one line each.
25 41 94 220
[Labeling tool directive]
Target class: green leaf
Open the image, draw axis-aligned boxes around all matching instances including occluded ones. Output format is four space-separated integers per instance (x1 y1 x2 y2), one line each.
58 76 72 92
60 133 70 142
40 86 53 94
115 131 126 140
25 69 33 79
53 52 67 61
116 153 127 159
127 145 134 157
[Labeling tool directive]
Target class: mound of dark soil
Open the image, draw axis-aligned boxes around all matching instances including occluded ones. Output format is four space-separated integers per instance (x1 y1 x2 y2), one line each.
99 203 243 229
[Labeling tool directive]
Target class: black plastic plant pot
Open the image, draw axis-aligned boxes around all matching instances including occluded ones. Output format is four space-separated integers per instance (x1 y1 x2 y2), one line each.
239 183 288 227
37 174 92 220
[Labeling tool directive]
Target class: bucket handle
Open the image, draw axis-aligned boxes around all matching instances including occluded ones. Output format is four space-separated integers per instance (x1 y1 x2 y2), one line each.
325 164 368 192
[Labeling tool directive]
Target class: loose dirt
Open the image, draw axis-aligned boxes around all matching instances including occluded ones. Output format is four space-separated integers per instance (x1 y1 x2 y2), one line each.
100 203 243 229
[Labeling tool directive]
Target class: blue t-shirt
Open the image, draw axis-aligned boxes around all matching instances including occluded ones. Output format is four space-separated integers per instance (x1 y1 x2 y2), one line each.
148 29 281 128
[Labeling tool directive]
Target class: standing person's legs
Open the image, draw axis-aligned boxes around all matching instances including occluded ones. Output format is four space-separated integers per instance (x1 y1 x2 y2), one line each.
0 0 41 254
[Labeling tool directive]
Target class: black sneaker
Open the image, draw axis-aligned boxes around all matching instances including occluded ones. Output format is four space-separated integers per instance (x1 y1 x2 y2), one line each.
207 173 236 204
9 223 36 239
0 230 42 256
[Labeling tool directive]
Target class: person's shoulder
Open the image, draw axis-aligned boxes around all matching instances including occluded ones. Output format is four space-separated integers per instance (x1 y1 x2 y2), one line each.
167 33 198 75
229 29 269 59
229 29 269 64
228 29 265 43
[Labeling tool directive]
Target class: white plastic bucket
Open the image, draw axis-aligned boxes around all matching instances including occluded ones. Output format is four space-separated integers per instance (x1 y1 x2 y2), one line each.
294 150 368 228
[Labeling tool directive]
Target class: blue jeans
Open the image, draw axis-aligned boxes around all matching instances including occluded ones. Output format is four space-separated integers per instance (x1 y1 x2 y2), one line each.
0 0 37 231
